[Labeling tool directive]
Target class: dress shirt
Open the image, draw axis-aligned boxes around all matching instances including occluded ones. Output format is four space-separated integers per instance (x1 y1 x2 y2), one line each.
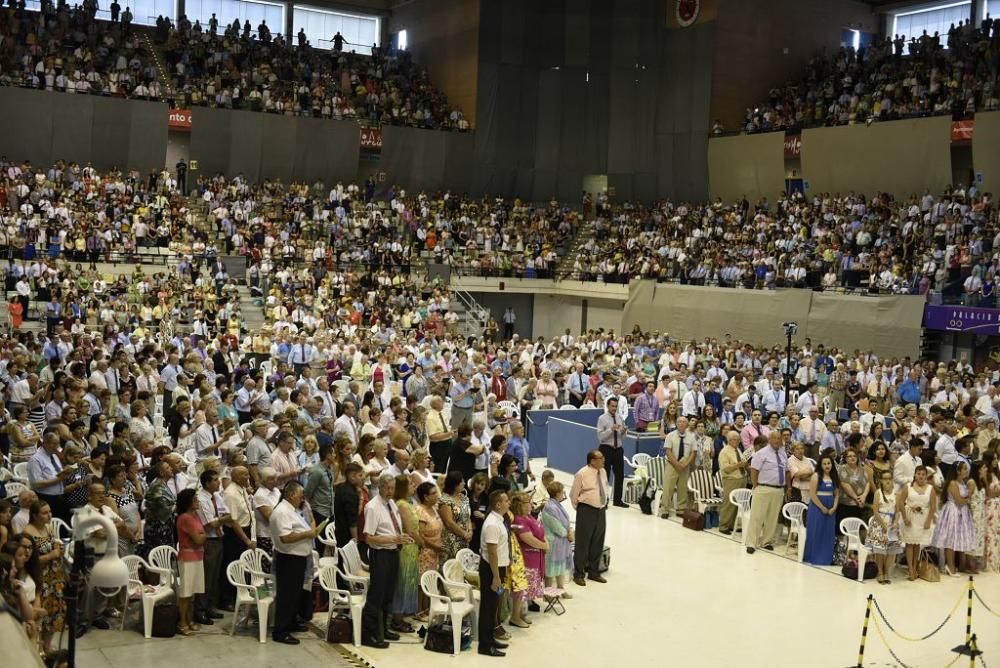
271 448 299 479
192 422 221 460
507 436 530 472
596 412 621 447
28 448 63 495
751 446 788 486
246 436 273 469
718 445 745 481
160 364 180 391
663 428 696 459
480 510 511 567
334 414 359 446
223 482 255 534
893 452 922 491
681 391 706 417
740 423 769 450
566 372 589 398
270 499 313 556
795 392 820 415
196 488 229 538
287 344 314 366
570 465 609 509
821 431 845 456
253 486 281 539
633 392 660 424
363 495 403 550
798 416 827 444
935 434 958 465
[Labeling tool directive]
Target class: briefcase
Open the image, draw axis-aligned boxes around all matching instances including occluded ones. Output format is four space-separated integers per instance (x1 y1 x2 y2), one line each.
682 509 705 531
326 614 353 644
598 546 611 573
150 602 178 638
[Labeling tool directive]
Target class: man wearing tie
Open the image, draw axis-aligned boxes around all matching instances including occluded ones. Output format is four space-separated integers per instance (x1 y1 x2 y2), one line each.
795 382 821 415
798 405 827 459
361 474 413 648
27 432 72 521
658 416 697 518
570 450 609 586
287 335 313 377
566 363 589 408
746 432 788 554
597 398 629 507
195 470 230 625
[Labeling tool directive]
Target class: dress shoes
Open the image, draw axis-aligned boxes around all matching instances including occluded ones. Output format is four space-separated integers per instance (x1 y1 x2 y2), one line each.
384 630 401 641
208 610 225 619
763 544 774 551
362 638 390 649
494 641 509 649
193 615 214 626
614 501 629 508
746 547 756 554
478 648 506 657
573 576 587 586
588 574 607 583
272 634 300 645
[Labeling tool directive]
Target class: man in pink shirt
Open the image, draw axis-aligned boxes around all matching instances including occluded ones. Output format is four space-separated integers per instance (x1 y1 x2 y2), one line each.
740 409 769 451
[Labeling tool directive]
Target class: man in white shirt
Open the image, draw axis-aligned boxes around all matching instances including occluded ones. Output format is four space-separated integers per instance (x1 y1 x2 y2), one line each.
361 474 413 649
795 382 821 415
893 439 924 492
269 481 320 645
334 400 360 446
681 380 706 418
478 490 512 657
195 470 230 624
253 467 281 553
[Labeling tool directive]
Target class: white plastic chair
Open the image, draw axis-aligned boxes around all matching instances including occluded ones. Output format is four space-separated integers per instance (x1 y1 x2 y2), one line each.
318 565 365 647
240 548 273 591
729 488 753 545
558 404 577 410
259 360 274 377
442 558 479 633
497 400 519 419
337 540 370 591
12 462 29 481
227 561 274 643
181 448 198 465
420 571 476 656
839 517 870 582
456 548 478 578
317 523 339 568
147 545 178 587
49 517 72 543
4 480 26 500
781 501 808 562
120 555 175 638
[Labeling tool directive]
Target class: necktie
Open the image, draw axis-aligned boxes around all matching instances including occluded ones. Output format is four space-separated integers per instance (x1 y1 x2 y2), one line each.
612 414 618 448
810 421 816 443
598 470 606 507
387 499 401 534
678 432 685 459
777 452 785 486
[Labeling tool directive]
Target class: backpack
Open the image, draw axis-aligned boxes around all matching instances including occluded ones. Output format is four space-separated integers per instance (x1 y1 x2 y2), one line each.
637 478 657 515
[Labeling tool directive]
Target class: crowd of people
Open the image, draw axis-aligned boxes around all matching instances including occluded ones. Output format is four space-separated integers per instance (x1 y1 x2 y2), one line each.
565 186 997 296
742 17 1000 134
0 2 469 131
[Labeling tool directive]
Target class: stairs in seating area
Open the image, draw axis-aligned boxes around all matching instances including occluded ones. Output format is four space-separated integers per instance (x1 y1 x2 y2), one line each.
137 31 175 95
236 284 268 334
556 220 597 281
450 288 489 340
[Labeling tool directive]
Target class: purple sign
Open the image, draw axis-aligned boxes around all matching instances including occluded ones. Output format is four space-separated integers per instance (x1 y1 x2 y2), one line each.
923 304 1000 333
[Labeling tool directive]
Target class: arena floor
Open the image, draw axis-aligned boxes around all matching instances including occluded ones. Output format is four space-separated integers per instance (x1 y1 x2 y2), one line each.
78 460 1000 668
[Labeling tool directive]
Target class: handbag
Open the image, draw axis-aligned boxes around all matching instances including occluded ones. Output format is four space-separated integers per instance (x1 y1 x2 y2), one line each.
326 614 353 644
423 620 472 653
918 549 941 582
682 509 705 531
149 602 178 638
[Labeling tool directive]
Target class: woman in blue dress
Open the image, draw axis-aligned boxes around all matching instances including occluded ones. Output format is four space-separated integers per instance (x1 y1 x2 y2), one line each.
803 453 841 566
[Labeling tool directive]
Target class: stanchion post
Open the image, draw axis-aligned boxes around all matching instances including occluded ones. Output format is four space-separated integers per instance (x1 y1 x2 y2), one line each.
854 594 873 668
966 576 973 646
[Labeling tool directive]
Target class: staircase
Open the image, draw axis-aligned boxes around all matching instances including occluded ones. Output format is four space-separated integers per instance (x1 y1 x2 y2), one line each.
137 31 175 95
556 220 597 281
450 288 490 340
236 284 268 333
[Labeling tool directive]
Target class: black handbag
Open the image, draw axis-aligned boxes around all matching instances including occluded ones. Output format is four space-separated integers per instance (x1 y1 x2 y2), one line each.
422 621 471 653
149 602 178 637
326 614 353 644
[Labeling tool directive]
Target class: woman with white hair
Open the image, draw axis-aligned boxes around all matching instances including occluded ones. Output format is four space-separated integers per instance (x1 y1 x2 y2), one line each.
253 466 281 553
535 369 558 409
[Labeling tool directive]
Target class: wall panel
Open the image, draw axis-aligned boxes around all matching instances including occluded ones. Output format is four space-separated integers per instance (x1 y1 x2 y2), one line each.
708 132 785 204
973 111 1000 194
801 117 952 198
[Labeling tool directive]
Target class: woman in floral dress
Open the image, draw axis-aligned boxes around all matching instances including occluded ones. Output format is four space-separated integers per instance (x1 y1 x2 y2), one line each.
438 472 472 561
415 481 444 618
22 501 65 653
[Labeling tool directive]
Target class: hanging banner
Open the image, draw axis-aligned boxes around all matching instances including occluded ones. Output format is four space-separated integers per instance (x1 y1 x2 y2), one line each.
951 119 974 143
783 134 802 158
168 108 192 131
360 126 382 149
923 304 1000 333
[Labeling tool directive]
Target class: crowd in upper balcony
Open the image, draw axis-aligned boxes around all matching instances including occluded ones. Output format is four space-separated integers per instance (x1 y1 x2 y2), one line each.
0 0 469 130
740 16 1000 134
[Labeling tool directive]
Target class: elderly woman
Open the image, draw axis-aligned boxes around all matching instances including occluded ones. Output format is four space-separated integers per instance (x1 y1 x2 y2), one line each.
143 460 178 553
8 405 41 464
541 482 573 597
438 471 472 561
535 370 559 409
511 492 547 616
129 400 155 449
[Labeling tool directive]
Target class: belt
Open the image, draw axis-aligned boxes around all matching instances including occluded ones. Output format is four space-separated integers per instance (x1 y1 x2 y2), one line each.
759 484 783 488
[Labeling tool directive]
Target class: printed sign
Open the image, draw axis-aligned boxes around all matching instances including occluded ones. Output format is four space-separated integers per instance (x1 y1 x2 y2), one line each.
360 127 382 149
923 304 1000 333
950 119 974 143
783 134 801 158
168 109 192 131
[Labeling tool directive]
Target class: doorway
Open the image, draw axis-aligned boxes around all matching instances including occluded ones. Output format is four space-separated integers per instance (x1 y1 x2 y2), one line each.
582 174 607 199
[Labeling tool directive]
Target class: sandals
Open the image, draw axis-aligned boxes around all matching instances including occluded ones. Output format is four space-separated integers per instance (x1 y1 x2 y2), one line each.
176 626 193 636
509 620 530 629
392 621 415 634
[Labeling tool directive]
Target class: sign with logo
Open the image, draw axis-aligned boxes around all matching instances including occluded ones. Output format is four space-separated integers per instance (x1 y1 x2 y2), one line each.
783 134 801 158
168 108 192 131
923 304 1000 333
675 0 701 26
950 119 974 143
360 127 382 149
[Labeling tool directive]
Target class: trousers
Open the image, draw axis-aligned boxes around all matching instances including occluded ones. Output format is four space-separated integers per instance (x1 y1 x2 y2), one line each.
719 477 745 531
478 560 506 651
746 486 784 548
362 548 399 642
272 552 307 636
599 444 625 504
196 538 223 614
659 465 690 515
573 504 606 578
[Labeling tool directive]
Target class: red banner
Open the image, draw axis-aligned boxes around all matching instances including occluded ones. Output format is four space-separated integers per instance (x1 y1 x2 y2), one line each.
951 120 974 143
783 134 801 158
168 109 192 131
360 127 382 149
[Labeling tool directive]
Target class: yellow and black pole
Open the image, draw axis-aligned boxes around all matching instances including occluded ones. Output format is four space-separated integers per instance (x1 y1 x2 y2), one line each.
965 576 973 646
855 594 873 668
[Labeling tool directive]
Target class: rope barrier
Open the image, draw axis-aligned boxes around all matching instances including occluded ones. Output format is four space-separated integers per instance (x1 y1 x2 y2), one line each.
871 615 915 668
871 585 966 641
972 587 1000 618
